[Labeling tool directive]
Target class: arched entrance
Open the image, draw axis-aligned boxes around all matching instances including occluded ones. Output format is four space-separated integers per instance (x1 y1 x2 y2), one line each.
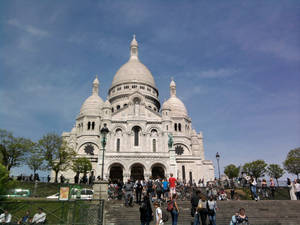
151 163 165 179
109 163 123 182
130 163 144 181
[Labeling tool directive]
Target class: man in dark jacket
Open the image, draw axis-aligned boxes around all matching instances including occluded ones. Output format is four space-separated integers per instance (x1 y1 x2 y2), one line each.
191 190 201 222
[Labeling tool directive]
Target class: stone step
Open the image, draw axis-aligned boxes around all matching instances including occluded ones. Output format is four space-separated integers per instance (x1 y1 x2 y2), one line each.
105 200 300 225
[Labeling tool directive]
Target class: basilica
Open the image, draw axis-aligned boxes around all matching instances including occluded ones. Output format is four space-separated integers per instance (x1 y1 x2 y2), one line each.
58 36 214 183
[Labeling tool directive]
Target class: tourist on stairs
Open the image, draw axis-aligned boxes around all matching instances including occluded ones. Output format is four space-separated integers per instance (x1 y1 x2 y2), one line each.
230 208 249 225
139 195 153 225
170 194 179 225
207 196 218 225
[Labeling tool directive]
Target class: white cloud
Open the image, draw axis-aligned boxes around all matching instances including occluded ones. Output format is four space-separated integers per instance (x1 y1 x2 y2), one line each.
197 68 239 79
7 19 49 37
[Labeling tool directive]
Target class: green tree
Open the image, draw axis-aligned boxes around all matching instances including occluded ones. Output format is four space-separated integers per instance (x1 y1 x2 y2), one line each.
0 129 34 172
267 164 284 186
224 164 240 179
283 148 300 178
0 164 16 197
38 133 76 183
72 157 92 177
243 160 267 179
27 143 45 174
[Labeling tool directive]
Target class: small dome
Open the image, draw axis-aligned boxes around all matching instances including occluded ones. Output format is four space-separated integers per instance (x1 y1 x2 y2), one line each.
162 100 171 110
103 99 112 108
164 78 188 117
164 96 188 117
80 95 103 116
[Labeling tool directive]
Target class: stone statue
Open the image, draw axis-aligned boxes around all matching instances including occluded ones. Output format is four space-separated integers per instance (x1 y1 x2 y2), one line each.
168 133 173 149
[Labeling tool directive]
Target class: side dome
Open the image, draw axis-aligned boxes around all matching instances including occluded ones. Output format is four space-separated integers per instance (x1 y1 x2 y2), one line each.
164 96 188 117
79 76 103 116
80 95 103 116
164 78 188 117
111 35 156 89
162 100 171 110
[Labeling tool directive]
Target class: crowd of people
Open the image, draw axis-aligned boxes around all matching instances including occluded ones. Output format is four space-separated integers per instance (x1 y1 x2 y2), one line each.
106 173 254 225
0 208 46 225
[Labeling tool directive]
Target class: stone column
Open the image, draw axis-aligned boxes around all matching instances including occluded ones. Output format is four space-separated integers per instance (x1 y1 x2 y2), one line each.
169 147 177 178
93 180 109 199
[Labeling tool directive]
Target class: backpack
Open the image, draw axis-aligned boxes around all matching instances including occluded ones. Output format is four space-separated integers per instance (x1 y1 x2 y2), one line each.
167 200 174 212
161 208 169 222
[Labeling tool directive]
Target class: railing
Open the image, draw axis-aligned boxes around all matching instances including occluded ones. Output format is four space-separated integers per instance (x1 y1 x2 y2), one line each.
0 199 104 225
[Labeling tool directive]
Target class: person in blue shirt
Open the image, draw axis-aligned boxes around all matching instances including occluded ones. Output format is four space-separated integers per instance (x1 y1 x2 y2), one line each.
162 178 169 201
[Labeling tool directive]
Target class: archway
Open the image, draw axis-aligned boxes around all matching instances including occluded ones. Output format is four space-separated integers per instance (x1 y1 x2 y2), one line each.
151 163 165 179
109 163 123 182
130 163 144 181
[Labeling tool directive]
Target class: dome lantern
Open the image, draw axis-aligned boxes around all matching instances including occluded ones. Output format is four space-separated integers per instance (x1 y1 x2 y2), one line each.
170 77 176 97
92 75 99 96
130 34 138 60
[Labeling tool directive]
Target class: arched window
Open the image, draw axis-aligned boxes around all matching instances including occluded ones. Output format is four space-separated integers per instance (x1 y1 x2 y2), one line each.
92 122 95 130
116 138 120 152
166 125 168 131
87 121 91 130
132 126 141 146
174 123 177 131
152 139 156 152
124 104 128 107
112 108 114 113
116 105 120 110
178 123 181 132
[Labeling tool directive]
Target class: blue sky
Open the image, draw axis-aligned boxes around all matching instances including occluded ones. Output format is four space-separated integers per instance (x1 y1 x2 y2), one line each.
0 1 299 179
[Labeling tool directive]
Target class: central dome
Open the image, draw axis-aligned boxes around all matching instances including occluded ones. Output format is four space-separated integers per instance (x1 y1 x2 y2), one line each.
111 36 156 89
112 59 156 87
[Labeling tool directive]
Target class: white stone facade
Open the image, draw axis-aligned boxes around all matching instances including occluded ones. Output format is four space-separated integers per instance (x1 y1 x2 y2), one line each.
56 36 214 183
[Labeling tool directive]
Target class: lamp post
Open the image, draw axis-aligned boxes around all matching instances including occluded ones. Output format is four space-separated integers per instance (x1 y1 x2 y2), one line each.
216 152 221 180
100 124 109 180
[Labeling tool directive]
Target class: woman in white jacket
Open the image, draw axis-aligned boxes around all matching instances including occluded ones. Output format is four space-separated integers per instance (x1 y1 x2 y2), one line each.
287 178 297 200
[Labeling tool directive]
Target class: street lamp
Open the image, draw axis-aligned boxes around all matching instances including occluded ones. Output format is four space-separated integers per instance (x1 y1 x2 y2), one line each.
216 152 221 180
100 124 109 180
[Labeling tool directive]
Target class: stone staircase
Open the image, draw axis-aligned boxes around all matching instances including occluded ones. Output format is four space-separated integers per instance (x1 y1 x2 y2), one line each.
105 199 300 225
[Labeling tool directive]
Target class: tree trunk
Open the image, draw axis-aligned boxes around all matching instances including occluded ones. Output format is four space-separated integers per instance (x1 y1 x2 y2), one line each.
276 178 279 187
55 170 59 183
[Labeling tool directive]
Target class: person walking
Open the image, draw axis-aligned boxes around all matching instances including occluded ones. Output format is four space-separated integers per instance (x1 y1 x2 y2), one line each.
169 173 177 200
295 179 300 200
194 196 207 225
250 177 258 201
154 201 164 225
270 178 276 199
191 190 201 219
139 195 153 225
147 177 154 202
207 196 217 225
287 178 297 200
162 178 169 201
155 178 163 202
135 179 143 204
170 194 179 225
123 179 134 207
